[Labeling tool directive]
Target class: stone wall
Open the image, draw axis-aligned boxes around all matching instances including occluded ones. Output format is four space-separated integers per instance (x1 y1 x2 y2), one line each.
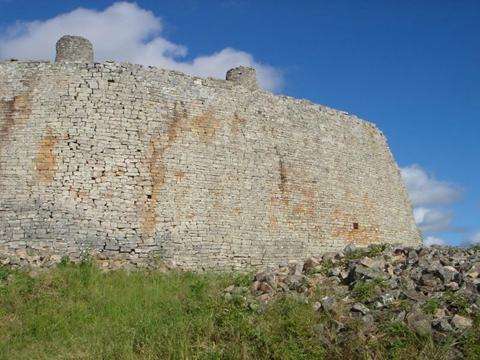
0 50 422 270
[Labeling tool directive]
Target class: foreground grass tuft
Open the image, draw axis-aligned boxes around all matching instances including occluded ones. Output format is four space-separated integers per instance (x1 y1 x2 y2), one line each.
0 262 478 359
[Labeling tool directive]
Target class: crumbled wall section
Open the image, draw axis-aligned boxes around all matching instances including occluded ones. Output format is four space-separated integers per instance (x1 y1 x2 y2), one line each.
0 55 422 270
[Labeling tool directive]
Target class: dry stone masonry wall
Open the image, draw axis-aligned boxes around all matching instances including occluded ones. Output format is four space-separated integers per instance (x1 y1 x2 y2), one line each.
0 36 422 270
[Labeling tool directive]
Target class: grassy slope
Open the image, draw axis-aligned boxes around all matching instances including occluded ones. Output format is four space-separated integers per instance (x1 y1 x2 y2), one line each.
0 260 478 360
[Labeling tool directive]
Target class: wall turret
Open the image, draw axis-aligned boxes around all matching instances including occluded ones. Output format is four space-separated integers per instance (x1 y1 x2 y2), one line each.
55 35 94 63
226 66 258 90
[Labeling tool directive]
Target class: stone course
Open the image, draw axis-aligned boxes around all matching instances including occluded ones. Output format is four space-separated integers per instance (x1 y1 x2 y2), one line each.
0 36 421 270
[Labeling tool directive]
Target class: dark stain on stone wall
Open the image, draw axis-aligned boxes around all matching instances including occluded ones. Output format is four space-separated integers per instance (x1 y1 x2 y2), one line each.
231 111 246 137
138 102 220 239
0 95 31 145
138 136 166 239
31 126 59 184
331 193 380 245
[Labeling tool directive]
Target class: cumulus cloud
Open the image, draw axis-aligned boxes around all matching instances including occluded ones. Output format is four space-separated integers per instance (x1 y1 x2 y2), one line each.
401 164 463 207
462 231 480 247
0 2 282 92
413 207 453 234
424 236 448 247
401 164 463 243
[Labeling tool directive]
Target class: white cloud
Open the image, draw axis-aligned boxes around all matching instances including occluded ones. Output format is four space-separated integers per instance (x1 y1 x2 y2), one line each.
424 236 448 247
401 164 463 207
414 207 453 234
401 164 463 243
0 2 282 92
462 231 480 247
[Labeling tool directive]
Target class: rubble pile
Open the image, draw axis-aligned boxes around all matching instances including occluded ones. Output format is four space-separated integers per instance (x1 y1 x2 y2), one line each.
224 243 480 349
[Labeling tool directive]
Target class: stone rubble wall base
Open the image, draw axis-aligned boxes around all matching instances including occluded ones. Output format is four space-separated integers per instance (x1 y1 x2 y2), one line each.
223 243 480 345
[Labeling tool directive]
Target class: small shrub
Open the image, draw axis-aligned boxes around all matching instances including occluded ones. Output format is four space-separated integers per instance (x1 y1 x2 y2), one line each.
346 243 390 261
442 290 469 314
422 298 440 315
231 271 254 287
457 313 480 360
0 265 12 281
469 242 480 251
56 256 71 268
398 299 412 312
321 259 336 272
352 278 389 304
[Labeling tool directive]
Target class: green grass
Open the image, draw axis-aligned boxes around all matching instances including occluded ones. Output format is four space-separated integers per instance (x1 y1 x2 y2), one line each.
0 261 324 359
351 278 390 304
0 261 478 359
345 243 391 262
469 243 480 251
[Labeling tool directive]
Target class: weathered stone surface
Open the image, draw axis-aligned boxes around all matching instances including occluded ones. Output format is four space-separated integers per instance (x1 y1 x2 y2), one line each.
432 318 454 333
360 257 375 268
451 314 473 330
349 264 391 281
320 296 337 313
362 313 375 324
343 243 358 254
225 66 258 90
376 293 396 307
400 289 428 303
406 309 432 335
352 303 370 315
303 257 320 272
55 35 94 63
0 36 421 270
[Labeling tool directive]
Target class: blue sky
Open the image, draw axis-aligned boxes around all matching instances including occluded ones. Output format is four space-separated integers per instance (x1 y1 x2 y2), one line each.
0 0 478 247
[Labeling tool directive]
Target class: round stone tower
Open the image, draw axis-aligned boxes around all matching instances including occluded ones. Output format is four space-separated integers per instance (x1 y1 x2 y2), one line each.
226 66 258 90
55 35 94 63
